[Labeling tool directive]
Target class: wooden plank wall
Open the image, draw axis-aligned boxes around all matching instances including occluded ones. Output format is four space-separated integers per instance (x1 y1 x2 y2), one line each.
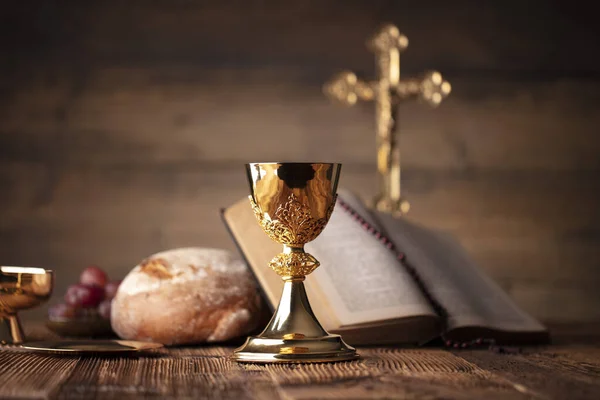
1 1 599 322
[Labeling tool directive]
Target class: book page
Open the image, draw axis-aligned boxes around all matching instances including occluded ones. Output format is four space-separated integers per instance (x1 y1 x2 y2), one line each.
305 190 436 327
374 209 546 334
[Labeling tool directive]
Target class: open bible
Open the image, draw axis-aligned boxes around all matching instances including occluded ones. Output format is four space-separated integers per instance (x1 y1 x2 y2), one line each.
222 189 548 346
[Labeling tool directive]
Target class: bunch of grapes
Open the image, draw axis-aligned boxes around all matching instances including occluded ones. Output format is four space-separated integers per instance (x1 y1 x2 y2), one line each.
48 266 121 321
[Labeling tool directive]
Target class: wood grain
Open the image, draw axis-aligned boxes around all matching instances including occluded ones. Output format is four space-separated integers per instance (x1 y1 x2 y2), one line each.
0 351 78 399
459 347 600 400
2 72 599 171
1 1 598 74
2 342 600 399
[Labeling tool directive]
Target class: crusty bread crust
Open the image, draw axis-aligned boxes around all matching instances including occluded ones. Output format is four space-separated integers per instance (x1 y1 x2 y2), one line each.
111 248 262 345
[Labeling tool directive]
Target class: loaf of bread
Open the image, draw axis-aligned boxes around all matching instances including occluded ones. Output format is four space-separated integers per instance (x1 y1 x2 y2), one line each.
111 247 263 345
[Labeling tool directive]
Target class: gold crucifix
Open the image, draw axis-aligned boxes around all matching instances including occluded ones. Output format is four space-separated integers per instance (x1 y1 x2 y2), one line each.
324 24 451 216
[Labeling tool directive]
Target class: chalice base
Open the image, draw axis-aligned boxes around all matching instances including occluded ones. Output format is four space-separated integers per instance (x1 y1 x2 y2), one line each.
233 280 358 363
0 314 25 344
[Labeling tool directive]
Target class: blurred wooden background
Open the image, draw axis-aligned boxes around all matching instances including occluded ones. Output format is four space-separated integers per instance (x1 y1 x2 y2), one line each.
1 1 599 322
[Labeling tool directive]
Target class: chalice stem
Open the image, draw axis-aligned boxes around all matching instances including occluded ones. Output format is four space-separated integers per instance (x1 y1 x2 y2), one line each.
0 314 25 344
260 278 328 339
262 245 328 338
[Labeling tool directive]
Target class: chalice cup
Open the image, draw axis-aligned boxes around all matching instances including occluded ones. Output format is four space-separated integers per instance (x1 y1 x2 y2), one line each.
1 266 54 344
233 162 358 363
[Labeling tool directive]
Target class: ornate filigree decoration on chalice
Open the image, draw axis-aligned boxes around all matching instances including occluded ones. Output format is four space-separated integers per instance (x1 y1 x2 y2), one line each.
250 193 336 277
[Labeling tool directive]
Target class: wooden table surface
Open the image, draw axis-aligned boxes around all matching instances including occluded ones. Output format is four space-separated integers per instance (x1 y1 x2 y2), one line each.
1 323 599 399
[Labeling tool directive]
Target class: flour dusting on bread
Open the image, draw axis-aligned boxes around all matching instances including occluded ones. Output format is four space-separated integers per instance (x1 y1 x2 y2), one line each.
119 247 247 296
111 247 262 345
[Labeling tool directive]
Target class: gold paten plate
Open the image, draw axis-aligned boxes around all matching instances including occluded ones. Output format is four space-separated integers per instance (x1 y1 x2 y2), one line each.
21 340 163 354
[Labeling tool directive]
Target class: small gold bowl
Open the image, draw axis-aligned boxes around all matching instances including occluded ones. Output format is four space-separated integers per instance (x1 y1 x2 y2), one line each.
0 266 54 344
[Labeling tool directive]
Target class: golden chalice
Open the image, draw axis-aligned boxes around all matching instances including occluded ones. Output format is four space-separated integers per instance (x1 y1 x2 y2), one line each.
1 266 54 344
233 162 358 363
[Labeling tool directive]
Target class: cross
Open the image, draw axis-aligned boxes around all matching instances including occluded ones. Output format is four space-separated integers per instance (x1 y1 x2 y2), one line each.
324 24 451 216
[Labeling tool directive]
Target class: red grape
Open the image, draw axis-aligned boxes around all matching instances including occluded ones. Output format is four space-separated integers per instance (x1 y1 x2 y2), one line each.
98 300 112 320
64 284 105 308
104 280 121 300
80 266 108 288
48 303 77 320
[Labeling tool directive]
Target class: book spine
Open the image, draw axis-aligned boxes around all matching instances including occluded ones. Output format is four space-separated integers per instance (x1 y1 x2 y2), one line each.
220 208 276 314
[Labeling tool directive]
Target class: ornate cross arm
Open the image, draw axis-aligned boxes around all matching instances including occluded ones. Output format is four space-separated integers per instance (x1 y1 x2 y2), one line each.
324 70 450 107
396 71 451 106
323 71 375 106
323 24 451 216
